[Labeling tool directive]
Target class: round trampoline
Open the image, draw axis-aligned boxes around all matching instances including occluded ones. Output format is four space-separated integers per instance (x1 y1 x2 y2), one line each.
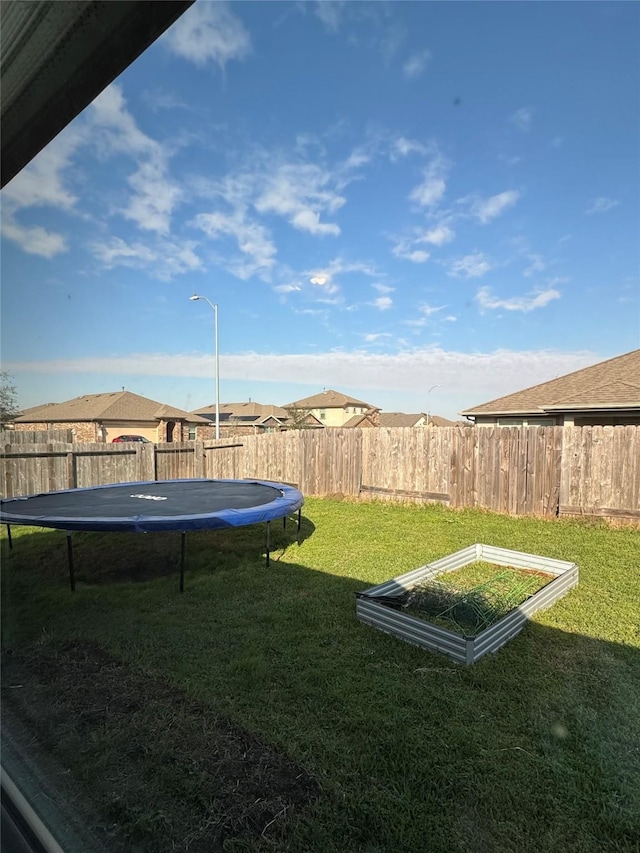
1 479 304 591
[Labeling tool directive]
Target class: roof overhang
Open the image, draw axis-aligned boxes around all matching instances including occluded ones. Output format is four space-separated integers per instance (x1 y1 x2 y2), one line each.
459 409 547 418
540 403 640 412
1 0 194 188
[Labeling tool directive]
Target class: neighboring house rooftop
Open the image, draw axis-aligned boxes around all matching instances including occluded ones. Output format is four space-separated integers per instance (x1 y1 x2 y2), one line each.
192 402 291 421
285 389 375 409
460 350 640 417
14 391 209 424
378 413 425 428
426 415 458 427
343 412 457 428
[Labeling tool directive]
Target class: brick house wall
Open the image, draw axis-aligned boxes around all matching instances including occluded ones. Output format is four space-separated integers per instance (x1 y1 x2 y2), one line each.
13 421 100 442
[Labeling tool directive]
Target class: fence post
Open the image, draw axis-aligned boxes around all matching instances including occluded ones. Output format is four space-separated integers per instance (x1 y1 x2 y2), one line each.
66 452 77 489
3 444 13 498
193 441 205 478
138 443 156 482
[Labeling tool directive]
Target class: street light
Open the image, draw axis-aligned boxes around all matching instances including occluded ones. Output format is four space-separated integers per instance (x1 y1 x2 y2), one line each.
426 383 442 428
190 294 220 440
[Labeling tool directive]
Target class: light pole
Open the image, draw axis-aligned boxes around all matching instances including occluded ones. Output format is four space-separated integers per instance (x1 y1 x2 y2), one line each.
426 383 441 428
190 294 220 440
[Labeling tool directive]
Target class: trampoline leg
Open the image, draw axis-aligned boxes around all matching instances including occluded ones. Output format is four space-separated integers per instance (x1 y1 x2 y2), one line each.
283 515 287 530
180 532 186 593
67 533 75 592
265 521 270 569
297 507 302 542
6 525 12 550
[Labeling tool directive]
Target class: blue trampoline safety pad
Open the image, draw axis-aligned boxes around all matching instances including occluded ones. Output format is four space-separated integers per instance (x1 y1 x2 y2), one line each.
0 479 304 533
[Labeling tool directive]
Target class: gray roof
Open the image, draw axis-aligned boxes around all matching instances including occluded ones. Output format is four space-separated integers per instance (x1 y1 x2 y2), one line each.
460 350 640 417
15 391 209 424
192 401 291 420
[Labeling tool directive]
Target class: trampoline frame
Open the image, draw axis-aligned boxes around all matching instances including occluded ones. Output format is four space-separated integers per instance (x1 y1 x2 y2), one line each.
1 478 304 592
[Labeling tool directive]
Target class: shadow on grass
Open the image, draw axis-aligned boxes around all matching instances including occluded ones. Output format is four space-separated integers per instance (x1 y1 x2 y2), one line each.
1 522 639 853
1 514 316 588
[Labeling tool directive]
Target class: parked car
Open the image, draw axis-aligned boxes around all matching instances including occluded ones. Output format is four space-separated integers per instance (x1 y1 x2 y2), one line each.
111 435 152 443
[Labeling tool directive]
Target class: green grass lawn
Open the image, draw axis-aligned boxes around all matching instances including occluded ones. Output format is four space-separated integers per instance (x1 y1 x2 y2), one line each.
2 498 639 852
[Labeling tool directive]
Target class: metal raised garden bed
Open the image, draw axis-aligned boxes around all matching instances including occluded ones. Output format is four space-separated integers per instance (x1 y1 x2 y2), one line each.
356 544 578 665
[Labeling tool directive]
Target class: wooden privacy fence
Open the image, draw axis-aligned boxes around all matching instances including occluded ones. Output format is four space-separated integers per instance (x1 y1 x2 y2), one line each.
1 426 639 521
0 429 73 444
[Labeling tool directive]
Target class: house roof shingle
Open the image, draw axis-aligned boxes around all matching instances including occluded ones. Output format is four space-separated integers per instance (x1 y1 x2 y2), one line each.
378 413 425 428
14 391 209 424
284 389 375 409
342 412 457 428
192 401 291 420
460 350 640 417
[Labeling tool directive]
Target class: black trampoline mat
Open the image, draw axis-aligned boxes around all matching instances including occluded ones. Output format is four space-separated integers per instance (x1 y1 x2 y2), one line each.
2 480 282 521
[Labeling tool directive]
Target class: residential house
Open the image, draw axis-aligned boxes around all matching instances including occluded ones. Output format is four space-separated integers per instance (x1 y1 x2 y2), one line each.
344 411 457 428
284 390 377 427
460 349 640 426
191 401 322 437
12 391 209 442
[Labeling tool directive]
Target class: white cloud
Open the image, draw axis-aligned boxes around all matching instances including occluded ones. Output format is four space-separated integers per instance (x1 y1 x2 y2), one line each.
91 236 203 280
372 283 395 294
124 159 182 235
255 163 344 236
306 258 379 295
314 1 345 32
475 286 561 313
372 296 393 310
7 347 598 410
419 223 455 246
510 107 533 132
1 125 83 256
392 241 430 263
1 221 68 258
163 1 251 69
2 128 81 211
391 137 428 160
523 253 546 277
403 49 431 79
409 154 448 208
341 146 371 171
448 253 492 278
90 85 154 156
472 190 520 224
402 302 446 329
585 197 620 215
193 209 276 279
363 332 392 342
274 283 302 293
419 302 446 316
90 85 181 234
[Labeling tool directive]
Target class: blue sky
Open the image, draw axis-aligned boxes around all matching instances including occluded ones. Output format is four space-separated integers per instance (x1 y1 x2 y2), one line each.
2 0 639 420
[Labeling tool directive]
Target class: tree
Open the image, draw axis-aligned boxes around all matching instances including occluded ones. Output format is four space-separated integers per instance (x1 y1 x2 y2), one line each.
285 407 319 430
0 371 20 424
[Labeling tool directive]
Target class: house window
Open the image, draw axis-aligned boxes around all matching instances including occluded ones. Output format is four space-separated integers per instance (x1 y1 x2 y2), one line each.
188 426 196 440
526 418 555 427
319 410 326 420
497 418 524 427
